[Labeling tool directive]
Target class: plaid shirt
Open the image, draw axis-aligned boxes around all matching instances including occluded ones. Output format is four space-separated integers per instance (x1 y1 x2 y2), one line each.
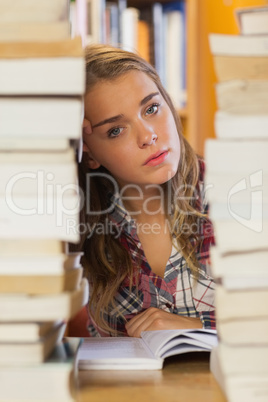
87 160 216 336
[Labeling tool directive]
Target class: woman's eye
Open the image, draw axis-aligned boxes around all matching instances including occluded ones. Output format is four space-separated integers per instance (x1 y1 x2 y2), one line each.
108 127 123 138
145 104 159 115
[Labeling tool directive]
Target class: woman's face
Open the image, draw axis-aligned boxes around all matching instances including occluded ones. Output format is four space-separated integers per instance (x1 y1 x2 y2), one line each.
83 70 181 189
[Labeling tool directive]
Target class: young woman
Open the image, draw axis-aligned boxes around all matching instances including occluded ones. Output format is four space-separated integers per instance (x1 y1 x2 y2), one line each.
71 43 215 337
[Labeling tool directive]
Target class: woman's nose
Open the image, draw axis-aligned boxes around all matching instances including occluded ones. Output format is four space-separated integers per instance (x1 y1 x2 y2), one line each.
136 121 158 148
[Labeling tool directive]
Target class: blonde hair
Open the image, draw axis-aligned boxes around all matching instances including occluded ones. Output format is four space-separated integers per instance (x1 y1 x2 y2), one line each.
75 44 205 334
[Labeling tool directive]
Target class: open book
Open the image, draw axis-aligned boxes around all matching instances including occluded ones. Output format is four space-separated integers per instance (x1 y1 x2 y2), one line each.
77 329 218 370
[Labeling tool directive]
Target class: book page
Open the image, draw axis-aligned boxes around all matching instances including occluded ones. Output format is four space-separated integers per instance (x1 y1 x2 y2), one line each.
141 329 218 359
77 337 162 370
159 339 213 359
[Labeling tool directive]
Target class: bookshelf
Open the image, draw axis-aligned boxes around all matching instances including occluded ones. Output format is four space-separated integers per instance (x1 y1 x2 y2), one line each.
192 0 268 155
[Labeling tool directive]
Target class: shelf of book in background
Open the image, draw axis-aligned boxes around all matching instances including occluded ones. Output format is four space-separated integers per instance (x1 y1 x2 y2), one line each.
205 5 268 402
77 0 188 127
0 0 88 400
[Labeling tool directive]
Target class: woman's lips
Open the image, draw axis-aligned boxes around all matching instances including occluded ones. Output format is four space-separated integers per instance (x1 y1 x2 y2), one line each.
143 150 169 167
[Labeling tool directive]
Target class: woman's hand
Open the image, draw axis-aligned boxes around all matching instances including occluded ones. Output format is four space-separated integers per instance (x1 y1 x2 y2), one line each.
83 118 92 136
82 118 92 153
125 307 203 338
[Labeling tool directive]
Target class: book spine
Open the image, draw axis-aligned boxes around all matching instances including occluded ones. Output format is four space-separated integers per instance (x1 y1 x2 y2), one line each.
163 1 186 108
121 7 140 53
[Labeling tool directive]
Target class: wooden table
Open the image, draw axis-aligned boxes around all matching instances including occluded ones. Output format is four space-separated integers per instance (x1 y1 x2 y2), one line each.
77 352 227 402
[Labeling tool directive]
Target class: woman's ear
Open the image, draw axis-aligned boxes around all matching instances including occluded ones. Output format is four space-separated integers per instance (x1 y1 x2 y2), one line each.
88 156 101 170
82 142 101 169
82 141 90 153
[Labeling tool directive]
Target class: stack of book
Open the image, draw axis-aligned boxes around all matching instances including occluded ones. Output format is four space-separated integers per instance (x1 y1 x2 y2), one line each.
206 5 268 402
0 1 88 400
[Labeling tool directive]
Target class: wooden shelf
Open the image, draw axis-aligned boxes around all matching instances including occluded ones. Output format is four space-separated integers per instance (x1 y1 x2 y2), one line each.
128 0 174 7
178 107 188 119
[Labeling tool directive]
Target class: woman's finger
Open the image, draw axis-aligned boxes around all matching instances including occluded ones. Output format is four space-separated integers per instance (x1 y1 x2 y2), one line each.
83 118 92 135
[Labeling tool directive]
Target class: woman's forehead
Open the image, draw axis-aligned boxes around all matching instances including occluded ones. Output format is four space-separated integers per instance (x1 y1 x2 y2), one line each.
84 71 160 117
88 70 158 95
